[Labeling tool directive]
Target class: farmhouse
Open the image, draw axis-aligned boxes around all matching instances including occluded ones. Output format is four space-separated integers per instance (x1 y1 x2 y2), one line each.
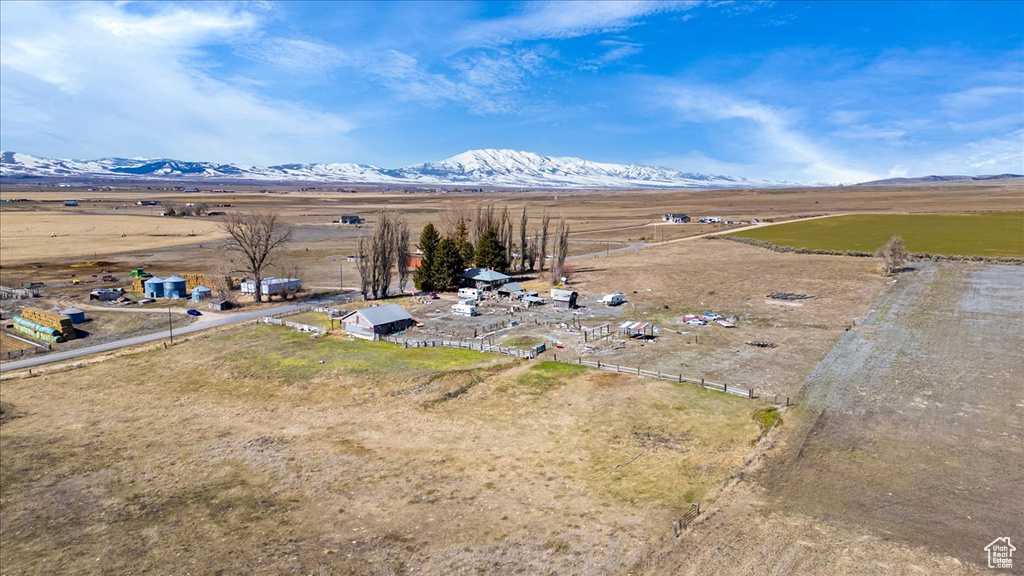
662 213 690 223
551 288 578 309
340 304 415 339
460 268 511 290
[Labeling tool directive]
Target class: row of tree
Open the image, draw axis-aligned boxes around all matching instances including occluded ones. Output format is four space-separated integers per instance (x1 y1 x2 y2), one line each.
356 212 411 300
412 204 571 292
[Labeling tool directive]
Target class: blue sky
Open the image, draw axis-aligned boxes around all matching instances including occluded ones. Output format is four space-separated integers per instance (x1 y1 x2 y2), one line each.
1 1 1021 182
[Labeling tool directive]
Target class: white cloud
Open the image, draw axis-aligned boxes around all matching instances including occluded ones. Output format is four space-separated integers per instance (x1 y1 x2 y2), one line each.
659 85 879 182
238 36 353 74
0 2 355 164
459 1 698 45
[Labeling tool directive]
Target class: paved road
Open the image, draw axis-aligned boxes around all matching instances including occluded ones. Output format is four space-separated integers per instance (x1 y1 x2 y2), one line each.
0 293 358 373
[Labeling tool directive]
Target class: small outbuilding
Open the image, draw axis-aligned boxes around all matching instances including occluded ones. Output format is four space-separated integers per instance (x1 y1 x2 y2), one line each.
497 282 526 298
143 276 165 298
61 307 87 324
338 214 363 224
340 304 415 340
192 285 213 301
551 288 579 309
209 300 233 311
90 288 124 301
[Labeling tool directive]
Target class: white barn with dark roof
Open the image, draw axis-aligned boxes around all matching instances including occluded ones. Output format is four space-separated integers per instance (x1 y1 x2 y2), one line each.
340 304 415 339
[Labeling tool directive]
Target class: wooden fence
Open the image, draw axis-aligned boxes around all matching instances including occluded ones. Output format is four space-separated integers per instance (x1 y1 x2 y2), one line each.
574 358 756 399
382 335 545 359
673 503 702 537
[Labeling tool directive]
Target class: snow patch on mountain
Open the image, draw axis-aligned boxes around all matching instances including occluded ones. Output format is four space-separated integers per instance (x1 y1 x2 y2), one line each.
1 149 796 188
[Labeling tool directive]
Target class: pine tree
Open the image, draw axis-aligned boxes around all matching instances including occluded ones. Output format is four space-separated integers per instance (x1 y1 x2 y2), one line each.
413 223 440 291
431 237 463 291
454 219 475 268
475 227 509 272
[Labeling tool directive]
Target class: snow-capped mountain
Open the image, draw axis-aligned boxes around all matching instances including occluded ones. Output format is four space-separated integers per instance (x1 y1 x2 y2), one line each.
0 149 787 189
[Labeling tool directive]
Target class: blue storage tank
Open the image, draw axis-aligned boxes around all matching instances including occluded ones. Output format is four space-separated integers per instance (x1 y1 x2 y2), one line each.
61 307 87 324
163 275 187 299
144 276 165 298
192 285 212 301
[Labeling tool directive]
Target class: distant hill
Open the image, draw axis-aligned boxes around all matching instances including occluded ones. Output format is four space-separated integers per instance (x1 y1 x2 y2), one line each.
856 174 1023 186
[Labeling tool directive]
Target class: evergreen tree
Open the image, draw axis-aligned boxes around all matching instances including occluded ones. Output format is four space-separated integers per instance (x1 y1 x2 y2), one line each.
454 219 475 268
431 237 463 291
413 223 440 291
475 227 509 272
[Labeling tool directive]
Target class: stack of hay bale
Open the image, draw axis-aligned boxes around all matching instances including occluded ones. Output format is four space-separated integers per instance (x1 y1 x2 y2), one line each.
18 307 77 341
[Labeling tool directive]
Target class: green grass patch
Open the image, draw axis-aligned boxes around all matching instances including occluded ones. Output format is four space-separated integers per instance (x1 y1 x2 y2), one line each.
727 212 1024 257
752 407 781 433
500 335 545 347
513 361 588 394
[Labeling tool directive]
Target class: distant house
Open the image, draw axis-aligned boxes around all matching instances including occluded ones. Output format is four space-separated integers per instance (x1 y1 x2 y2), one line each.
551 288 578 309
340 304 415 339
460 268 511 290
662 213 690 223
136 200 162 206
62 200 79 207
338 214 363 224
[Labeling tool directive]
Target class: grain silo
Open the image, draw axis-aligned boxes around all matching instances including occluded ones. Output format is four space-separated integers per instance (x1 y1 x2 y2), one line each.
163 275 187 299
144 276 165 298
61 307 87 324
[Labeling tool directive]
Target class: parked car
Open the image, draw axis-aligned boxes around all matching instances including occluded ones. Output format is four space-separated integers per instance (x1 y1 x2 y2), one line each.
186 309 202 316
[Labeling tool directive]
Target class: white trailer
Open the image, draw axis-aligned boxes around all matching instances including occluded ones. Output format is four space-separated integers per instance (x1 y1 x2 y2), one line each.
458 287 482 300
602 293 627 306
451 303 478 316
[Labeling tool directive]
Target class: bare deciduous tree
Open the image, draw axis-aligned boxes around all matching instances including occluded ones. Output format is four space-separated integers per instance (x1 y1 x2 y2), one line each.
518 206 528 272
877 235 908 276
356 235 372 299
221 212 293 303
550 216 569 285
539 209 550 272
357 211 408 299
396 219 411 294
527 232 538 271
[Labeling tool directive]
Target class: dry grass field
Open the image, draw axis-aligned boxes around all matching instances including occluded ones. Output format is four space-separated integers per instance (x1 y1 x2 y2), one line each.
0 326 767 575
0 210 223 265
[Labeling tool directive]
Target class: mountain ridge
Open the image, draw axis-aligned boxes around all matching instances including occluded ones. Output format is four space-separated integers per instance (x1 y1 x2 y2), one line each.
0 149 788 189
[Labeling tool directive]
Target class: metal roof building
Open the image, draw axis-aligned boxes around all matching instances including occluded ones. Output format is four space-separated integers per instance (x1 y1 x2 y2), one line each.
340 304 415 340
460 268 512 289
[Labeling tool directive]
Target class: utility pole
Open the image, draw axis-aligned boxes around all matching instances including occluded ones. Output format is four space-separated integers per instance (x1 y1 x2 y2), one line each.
168 307 174 345
340 262 344 291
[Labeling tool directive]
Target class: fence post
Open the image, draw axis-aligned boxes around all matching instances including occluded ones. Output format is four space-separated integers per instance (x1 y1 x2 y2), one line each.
748 388 753 399
597 361 601 369
637 366 641 376
678 374 682 383
701 378 705 387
